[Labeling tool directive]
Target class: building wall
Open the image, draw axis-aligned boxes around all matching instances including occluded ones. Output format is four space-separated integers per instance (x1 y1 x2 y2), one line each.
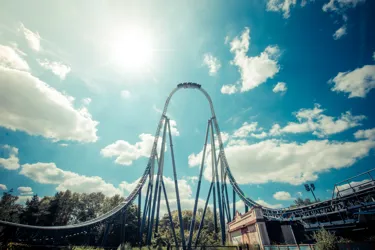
228 208 270 248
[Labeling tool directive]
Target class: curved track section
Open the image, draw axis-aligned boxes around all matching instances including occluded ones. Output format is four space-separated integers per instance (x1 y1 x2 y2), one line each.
1 83 357 230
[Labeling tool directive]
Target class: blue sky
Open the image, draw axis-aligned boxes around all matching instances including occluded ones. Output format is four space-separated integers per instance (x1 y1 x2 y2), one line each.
0 0 375 210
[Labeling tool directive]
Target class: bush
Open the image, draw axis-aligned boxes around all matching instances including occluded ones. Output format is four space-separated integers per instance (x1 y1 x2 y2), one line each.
313 228 337 250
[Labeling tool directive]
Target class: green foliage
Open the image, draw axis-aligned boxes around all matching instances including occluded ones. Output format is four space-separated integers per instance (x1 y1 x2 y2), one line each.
0 189 22 222
313 228 337 250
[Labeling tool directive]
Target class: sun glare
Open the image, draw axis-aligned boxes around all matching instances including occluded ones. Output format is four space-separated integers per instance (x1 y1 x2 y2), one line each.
110 27 153 70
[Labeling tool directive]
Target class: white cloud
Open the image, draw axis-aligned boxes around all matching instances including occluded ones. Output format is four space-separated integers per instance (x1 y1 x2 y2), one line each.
333 25 347 40
82 98 92 106
336 179 374 196
269 124 281 136
273 82 287 94
0 184 7 190
256 199 283 209
233 122 259 138
162 119 180 137
373 52 375 61
273 191 294 200
329 65 375 98
60 143 69 147
228 27 280 93
0 44 29 71
201 138 375 185
297 191 303 197
101 134 163 166
153 105 162 114
323 0 365 12
354 128 375 140
17 196 34 204
276 104 365 137
121 90 131 99
18 23 41 52
183 176 199 184
20 162 121 196
221 84 238 94
37 59 71 80
251 132 268 139
203 53 221 76
266 0 297 18
0 66 98 142
17 186 33 195
0 145 20 170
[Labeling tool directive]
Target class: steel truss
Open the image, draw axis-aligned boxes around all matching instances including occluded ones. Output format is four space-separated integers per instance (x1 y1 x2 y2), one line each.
1 83 375 248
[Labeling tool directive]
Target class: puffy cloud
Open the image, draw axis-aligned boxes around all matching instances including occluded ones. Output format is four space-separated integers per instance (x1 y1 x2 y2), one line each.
201 138 375 185
17 196 34 204
354 128 375 140
17 186 33 195
20 162 121 196
323 0 365 12
119 175 196 214
266 0 297 18
251 132 268 139
323 0 365 39
203 53 221 76
18 23 41 52
273 191 294 200
101 134 163 166
269 124 281 136
121 90 131 99
0 184 7 190
0 67 98 142
336 179 374 196
37 59 71 80
328 65 375 98
333 25 347 40
168 120 180 136
233 122 259 138
0 45 29 71
0 145 20 170
226 27 280 93
256 199 283 209
82 98 92 106
273 82 287 94
276 104 365 137
221 84 237 95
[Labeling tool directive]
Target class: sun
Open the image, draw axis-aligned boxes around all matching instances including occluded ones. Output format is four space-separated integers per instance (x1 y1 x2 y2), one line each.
109 27 153 70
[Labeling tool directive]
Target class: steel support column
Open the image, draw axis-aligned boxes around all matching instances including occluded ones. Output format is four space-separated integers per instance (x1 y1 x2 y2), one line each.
161 180 179 247
167 117 186 250
210 119 225 245
194 182 214 247
187 120 210 249
147 117 167 244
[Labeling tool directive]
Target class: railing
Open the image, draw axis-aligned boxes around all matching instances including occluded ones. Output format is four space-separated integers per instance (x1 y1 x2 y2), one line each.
264 244 315 250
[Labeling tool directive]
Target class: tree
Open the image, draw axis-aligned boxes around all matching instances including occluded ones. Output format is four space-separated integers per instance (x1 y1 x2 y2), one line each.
20 195 41 225
0 189 22 223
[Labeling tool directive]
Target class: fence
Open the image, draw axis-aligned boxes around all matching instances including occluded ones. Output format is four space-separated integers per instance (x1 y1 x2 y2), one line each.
264 244 315 250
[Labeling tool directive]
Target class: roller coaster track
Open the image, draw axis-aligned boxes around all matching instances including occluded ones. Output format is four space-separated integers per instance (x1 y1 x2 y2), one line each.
1 83 375 237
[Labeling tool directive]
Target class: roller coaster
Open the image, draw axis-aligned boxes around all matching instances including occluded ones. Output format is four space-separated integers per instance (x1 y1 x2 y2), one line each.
1 83 375 248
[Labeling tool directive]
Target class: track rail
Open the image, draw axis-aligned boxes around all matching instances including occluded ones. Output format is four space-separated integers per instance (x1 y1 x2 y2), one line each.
1 83 374 231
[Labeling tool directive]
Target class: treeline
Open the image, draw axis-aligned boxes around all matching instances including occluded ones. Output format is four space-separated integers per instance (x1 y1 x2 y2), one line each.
0 190 221 246
0 189 124 226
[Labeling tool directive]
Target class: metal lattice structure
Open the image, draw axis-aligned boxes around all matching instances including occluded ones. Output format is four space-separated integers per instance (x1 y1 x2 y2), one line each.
1 83 375 249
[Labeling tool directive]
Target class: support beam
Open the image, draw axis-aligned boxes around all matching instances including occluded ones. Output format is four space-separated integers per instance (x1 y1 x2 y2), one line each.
187 120 210 249
161 180 179 247
233 189 236 221
194 182 214 247
210 120 225 245
147 117 167 244
167 117 186 250
138 190 141 247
